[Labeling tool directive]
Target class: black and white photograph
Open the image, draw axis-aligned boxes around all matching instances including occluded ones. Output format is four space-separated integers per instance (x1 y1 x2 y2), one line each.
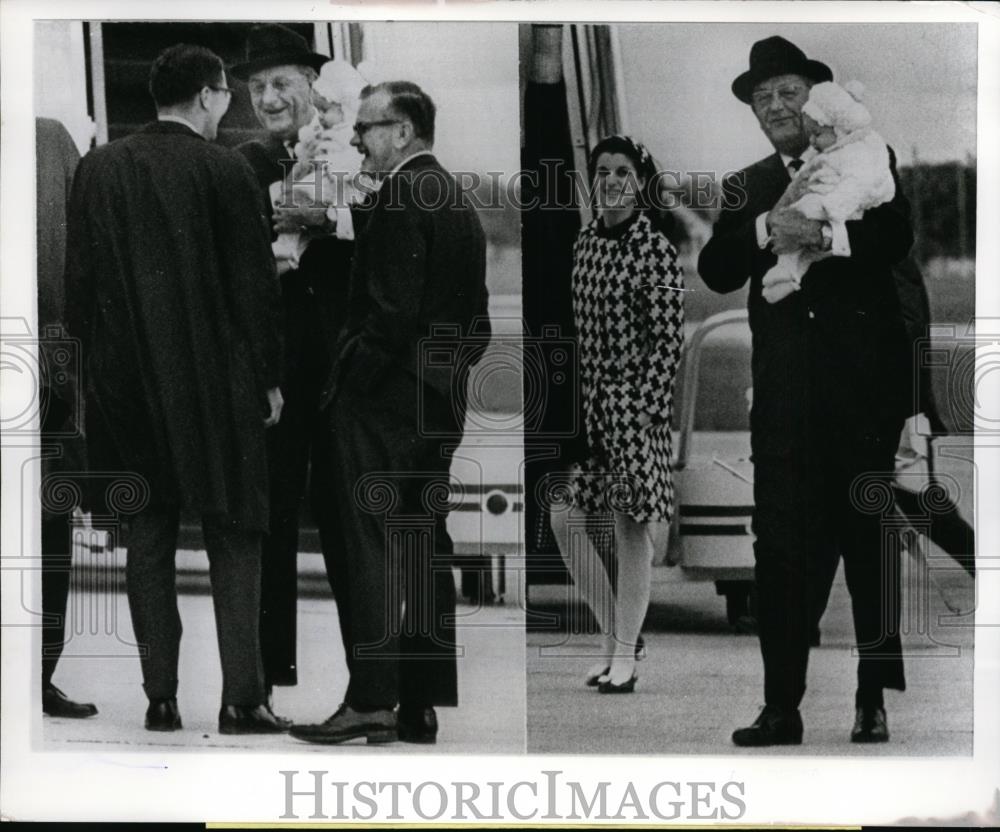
1 0 998 826
523 20 982 758
18 17 524 754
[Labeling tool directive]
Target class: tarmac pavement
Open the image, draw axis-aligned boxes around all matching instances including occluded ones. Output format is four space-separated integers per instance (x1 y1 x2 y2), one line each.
526 548 975 756
42 559 526 754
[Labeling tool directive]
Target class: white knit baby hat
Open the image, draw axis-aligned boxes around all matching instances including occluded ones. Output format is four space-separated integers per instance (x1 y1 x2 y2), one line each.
802 80 872 136
313 59 369 108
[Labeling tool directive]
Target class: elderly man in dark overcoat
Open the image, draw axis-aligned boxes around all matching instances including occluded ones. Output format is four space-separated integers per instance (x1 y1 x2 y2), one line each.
289 81 490 746
231 24 356 706
698 36 914 746
65 44 287 734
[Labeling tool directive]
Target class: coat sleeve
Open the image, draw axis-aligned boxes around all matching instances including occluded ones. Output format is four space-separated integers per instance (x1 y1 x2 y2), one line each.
843 144 913 267
215 154 284 392
349 179 428 384
635 233 685 421
697 170 765 294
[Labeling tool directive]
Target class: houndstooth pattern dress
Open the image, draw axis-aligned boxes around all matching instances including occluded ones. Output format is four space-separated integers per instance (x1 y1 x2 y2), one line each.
569 211 685 523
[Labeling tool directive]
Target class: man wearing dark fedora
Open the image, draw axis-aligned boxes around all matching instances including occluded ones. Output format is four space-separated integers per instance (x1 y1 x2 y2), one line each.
699 36 915 746
231 24 356 711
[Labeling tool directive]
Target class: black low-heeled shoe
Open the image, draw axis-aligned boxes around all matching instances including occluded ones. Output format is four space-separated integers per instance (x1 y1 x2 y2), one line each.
586 638 647 687
598 672 637 694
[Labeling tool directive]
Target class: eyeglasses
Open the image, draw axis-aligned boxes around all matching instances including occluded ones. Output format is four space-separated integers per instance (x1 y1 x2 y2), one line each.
352 119 401 137
751 84 808 109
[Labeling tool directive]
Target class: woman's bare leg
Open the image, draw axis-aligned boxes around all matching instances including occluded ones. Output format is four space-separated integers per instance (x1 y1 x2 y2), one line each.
606 513 658 684
550 504 616 677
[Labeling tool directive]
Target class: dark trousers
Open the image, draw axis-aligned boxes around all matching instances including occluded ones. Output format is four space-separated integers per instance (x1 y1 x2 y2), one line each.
260 297 336 688
752 427 906 711
41 514 72 689
126 505 265 706
317 371 459 711
40 384 85 691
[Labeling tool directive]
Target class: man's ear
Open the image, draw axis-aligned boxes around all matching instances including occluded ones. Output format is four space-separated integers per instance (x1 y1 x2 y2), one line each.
396 119 414 149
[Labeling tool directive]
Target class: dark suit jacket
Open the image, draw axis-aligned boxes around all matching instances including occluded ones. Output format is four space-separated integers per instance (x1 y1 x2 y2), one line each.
323 153 490 415
698 150 914 458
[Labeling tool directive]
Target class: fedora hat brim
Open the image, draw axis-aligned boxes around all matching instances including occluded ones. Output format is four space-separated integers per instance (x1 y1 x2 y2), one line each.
230 50 328 82
732 57 833 104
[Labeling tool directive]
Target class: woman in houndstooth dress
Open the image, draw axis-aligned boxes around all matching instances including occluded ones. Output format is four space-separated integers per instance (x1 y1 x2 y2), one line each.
549 135 685 692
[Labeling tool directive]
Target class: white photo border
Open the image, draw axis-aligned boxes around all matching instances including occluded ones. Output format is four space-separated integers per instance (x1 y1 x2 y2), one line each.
2 0 998 825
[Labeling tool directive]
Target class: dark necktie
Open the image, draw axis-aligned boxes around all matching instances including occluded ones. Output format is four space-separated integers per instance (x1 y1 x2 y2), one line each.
788 158 804 176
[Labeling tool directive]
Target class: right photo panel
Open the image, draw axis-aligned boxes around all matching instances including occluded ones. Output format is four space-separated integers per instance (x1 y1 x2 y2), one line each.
521 22 977 755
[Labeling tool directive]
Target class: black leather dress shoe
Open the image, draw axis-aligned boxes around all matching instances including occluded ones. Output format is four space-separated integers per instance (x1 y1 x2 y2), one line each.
219 704 291 735
398 705 438 744
732 705 803 747
145 697 182 732
290 704 397 745
850 705 889 743
42 684 98 718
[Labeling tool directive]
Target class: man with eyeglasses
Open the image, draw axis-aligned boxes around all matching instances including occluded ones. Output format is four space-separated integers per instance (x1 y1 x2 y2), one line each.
64 43 286 734
699 36 914 747
231 24 357 716
289 81 490 746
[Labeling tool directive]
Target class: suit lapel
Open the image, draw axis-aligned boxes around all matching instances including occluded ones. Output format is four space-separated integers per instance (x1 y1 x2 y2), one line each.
754 153 792 215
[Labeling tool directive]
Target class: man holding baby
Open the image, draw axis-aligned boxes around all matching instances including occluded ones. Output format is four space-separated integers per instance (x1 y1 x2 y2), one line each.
698 36 915 746
232 24 357 712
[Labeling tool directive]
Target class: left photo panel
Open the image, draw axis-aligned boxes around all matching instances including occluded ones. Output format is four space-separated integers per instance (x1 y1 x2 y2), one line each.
30 19 524 753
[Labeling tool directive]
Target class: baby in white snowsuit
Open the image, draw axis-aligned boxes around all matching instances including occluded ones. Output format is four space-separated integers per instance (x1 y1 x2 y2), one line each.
761 81 896 304
271 59 367 274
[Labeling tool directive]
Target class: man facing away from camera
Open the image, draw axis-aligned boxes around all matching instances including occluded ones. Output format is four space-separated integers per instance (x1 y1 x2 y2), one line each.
698 36 914 746
231 24 357 712
65 44 288 735
289 81 490 746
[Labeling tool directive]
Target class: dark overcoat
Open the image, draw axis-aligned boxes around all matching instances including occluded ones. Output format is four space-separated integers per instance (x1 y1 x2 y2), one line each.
65 120 282 531
698 147 915 705
698 151 914 459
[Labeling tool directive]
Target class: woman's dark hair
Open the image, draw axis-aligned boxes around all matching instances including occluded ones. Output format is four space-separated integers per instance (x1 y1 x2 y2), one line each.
149 44 225 108
588 134 674 237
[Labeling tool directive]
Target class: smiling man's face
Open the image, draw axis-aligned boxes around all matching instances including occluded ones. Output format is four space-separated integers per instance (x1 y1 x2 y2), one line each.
247 64 314 141
751 73 812 157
